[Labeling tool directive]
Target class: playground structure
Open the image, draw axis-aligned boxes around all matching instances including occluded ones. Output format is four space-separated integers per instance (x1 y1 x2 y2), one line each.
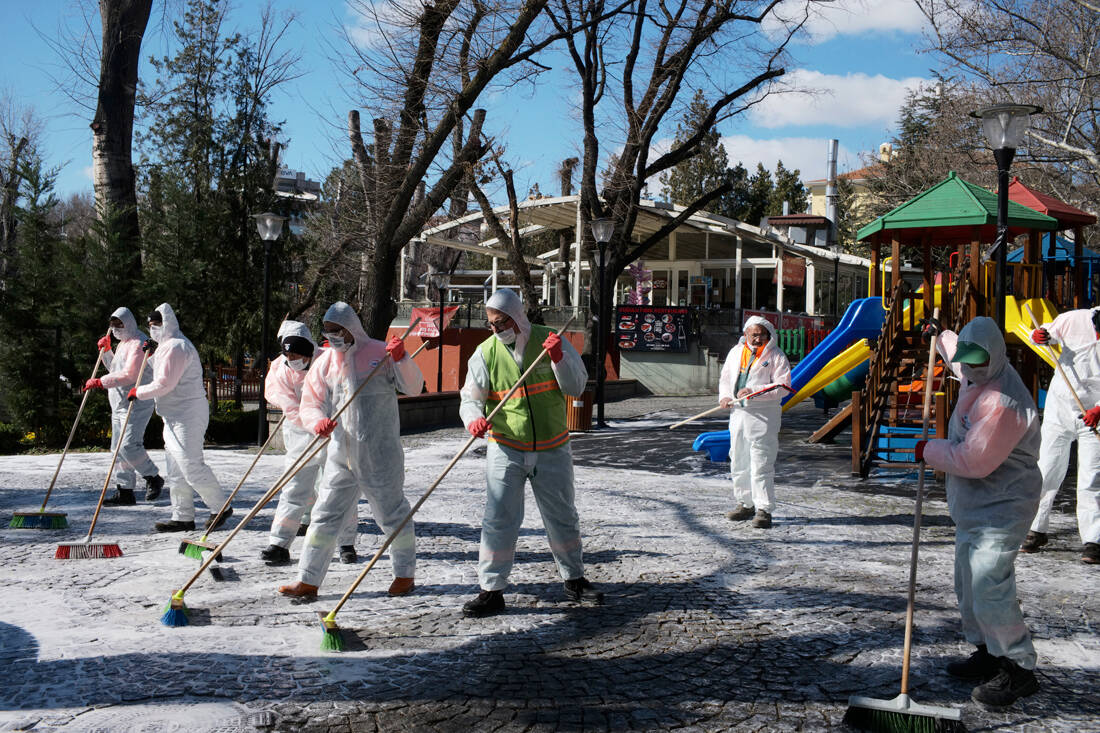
692 171 1096 476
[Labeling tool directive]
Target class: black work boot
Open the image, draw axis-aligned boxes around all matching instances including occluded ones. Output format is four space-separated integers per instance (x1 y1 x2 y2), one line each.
260 544 291 564
725 504 754 521
339 545 357 563
946 644 1000 681
463 589 505 617
564 577 604 604
296 522 310 537
1019 531 1047 553
143 474 164 501
1082 542 1100 564
971 657 1039 708
204 507 233 531
103 487 137 506
752 510 772 529
155 519 196 532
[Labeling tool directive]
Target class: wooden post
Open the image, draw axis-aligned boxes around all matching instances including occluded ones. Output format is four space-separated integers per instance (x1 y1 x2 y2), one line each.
851 389 863 476
870 234 881 298
891 236 901 297
969 228 983 320
1026 230 1040 299
934 391 947 439
922 233 933 321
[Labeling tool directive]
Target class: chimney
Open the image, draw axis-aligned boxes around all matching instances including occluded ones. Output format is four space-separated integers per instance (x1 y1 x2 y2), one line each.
825 139 839 248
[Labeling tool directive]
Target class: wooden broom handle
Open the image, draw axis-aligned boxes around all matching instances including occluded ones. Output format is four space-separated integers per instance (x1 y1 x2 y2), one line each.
1024 303 1100 443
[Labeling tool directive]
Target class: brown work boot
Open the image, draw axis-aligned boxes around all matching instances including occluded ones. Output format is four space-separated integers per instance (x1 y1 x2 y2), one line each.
752 510 772 529
278 581 318 599
1019 531 1047 553
725 504 754 521
388 577 415 596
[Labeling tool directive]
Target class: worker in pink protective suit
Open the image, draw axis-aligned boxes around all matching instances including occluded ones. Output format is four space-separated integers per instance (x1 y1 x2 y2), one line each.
129 304 227 533
277 302 423 600
260 320 357 565
82 307 163 505
718 316 792 529
916 316 1041 709
1021 307 1100 565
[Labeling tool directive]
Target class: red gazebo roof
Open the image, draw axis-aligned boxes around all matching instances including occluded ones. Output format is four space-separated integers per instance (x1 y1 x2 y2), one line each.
1008 177 1097 229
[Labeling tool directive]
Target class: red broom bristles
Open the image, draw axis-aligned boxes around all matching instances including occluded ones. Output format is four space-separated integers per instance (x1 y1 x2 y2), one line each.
55 543 123 559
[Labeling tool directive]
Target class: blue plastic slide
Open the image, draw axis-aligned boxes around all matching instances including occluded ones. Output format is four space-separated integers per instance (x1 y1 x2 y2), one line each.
782 297 885 405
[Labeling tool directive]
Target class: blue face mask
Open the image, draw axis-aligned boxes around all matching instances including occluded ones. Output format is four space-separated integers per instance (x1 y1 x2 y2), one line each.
324 332 349 352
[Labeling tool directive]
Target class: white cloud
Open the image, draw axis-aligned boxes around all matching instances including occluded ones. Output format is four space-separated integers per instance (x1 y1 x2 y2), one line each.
717 135 861 183
748 69 931 129
82 165 94 181
766 0 928 43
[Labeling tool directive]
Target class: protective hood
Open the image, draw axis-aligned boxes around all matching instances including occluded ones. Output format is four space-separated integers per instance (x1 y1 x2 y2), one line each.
322 301 369 352
110 307 141 340
738 315 778 346
955 316 1007 384
485 288 531 338
153 303 183 341
277 320 316 346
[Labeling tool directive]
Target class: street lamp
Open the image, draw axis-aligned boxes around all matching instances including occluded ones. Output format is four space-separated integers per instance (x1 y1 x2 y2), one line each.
253 212 285 444
429 269 450 393
590 217 614 428
970 102 1041 329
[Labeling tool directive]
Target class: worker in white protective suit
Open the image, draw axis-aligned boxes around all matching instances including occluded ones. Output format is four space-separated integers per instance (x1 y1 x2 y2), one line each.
1021 307 1100 565
260 321 358 565
916 316 1041 708
458 288 600 618
718 316 792 529
82 307 164 505
277 302 423 600
130 304 227 533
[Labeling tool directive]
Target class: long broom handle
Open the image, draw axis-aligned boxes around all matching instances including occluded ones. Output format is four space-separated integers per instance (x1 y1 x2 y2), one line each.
85 349 152 541
40 335 110 511
1023 303 1100 444
197 414 286 542
667 384 792 430
325 316 577 623
900 307 939 696
172 323 426 597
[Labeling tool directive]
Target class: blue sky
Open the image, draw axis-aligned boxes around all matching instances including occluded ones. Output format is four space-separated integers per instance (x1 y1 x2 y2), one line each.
4 0 936 201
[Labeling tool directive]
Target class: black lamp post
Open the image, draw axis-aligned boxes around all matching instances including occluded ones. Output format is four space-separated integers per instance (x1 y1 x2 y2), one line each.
429 270 450 393
253 212 285 444
970 102 1041 330
590 218 614 428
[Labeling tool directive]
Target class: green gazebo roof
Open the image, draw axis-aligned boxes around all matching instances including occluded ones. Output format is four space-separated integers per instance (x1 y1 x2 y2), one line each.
857 171 1059 245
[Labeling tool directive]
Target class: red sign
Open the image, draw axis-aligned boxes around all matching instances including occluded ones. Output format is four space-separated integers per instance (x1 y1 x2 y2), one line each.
411 306 461 338
771 255 806 287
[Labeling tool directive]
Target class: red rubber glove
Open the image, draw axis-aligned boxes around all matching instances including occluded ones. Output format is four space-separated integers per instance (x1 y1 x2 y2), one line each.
83 378 104 392
467 417 490 438
1083 407 1100 428
543 332 563 363
914 440 927 463
142 339 157 354
385 336 406 362
314 418 337 437
1031 328 1050 345
126 387 139 402
97 335 112 352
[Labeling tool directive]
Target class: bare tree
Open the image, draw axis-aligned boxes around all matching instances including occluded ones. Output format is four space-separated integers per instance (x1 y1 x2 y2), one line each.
555 156 579 306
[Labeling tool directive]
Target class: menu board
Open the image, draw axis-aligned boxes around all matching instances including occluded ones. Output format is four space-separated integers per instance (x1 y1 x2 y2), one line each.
616 306 689 352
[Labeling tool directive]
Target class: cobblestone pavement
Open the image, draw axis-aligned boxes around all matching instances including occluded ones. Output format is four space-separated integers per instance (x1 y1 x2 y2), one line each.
1 397 1097 732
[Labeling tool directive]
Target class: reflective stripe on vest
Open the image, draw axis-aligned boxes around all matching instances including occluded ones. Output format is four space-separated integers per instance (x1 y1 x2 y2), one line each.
479 324 569 452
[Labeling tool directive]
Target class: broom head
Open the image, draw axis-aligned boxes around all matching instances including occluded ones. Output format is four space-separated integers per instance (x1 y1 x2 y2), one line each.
55 541 123 559
178 537 222 562
160 591 189 627
845 693 965 732
10 511 68 529
318 611 346 653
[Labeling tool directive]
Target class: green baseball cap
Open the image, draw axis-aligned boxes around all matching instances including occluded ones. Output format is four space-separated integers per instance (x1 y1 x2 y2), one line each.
952 341 990 365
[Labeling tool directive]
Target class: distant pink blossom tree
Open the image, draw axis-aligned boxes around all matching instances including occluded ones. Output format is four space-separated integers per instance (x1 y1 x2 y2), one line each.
627 261 652 305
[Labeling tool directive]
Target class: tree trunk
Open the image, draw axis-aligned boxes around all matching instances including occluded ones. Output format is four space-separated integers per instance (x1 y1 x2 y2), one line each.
92 0 152 291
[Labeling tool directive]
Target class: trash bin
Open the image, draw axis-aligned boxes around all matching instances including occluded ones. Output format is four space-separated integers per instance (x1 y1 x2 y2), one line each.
565 390 594 432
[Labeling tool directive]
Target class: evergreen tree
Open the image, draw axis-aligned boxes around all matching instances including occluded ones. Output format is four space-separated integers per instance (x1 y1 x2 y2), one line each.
769 160 808 216
659 90 732 208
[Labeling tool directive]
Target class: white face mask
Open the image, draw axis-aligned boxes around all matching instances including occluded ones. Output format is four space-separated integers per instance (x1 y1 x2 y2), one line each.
495 328 517 345
287 358 309 372
149 324 165 341
325 333 349 352
961 363 992 384
111 327 127 340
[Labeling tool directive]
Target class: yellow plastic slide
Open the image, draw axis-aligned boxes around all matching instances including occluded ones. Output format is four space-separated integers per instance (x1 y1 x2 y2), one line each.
783 339 873 412
1004 295 1061 368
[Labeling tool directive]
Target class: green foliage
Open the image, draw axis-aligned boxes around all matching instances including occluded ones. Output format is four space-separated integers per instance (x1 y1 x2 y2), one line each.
206 404 257 444
0 423 26 454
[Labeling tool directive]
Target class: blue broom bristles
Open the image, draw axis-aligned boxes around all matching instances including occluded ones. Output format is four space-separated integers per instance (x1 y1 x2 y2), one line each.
10 512 68 529
161 598 190 627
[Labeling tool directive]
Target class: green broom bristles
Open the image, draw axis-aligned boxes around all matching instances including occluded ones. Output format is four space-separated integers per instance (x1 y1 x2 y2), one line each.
10 512 68 529
844 694 966 733
178 538 222 562
161 592 189 627
319 612 345 652
55 542 123 559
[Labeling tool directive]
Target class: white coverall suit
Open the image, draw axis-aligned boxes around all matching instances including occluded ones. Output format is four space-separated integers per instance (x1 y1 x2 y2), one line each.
296 302 424 587
134 303 226 523
459 289 589 591
1028 307 1100 545
98 307 159 489
263 320 355 550
717 316 792 514
923 318 1041 670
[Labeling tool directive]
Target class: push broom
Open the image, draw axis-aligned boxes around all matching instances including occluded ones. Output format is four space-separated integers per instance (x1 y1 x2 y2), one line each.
161 320 424 626
55 349 152 559
667 383 794 430
317 316 575 652
1024 303 1100 445
178 414 286 561
10 335 110 529
844 308 964 732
